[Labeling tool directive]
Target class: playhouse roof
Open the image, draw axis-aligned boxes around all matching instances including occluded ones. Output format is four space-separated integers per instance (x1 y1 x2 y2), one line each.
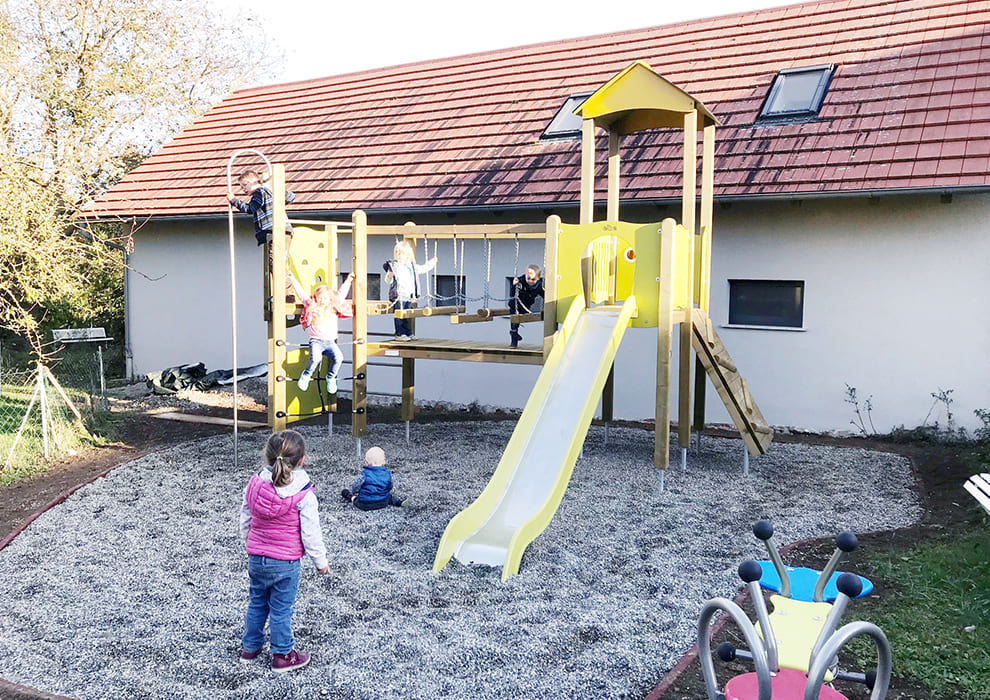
576 61 720 133
92 0 990 219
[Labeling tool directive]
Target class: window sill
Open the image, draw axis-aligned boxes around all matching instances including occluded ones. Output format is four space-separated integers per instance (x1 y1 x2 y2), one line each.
721 323 806 332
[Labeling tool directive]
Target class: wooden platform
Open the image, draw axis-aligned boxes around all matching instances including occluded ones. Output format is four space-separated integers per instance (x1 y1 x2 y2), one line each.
367 337 544 365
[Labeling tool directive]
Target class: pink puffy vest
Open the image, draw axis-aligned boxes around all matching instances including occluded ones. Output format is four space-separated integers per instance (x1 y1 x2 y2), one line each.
244 474 312 561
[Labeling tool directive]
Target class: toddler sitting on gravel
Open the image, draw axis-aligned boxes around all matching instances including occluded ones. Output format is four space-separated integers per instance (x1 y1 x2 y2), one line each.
341 446 404 510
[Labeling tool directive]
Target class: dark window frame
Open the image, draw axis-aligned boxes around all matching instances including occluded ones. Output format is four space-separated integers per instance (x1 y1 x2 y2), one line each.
432 274 466 305
340 272 381 301
540 93 593 141
756 65 834 124
727 279 805 329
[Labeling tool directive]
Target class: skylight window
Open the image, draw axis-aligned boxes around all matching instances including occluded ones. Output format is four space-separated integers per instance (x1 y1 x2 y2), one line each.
757 65 834 123
541 93 592 140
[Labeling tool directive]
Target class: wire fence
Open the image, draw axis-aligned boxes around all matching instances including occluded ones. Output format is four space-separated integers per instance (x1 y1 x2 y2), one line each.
0 345 115 484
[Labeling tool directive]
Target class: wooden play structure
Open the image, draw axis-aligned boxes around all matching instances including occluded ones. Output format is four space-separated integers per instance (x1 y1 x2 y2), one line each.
263 61 772 479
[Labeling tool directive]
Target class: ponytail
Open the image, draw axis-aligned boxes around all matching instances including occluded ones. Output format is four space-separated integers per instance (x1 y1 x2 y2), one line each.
263 430 306 488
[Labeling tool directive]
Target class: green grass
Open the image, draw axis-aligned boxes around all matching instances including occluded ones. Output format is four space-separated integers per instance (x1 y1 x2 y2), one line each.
0 381 101 486
860 524 990 699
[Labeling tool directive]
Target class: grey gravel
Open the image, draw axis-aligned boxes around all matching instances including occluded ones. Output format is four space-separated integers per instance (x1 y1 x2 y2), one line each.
0 422 921 699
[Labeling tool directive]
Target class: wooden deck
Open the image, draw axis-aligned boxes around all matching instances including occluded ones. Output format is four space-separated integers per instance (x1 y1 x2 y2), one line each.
366 338 544 365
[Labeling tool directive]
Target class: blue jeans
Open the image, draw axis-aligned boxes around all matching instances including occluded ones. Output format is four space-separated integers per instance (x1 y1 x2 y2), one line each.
394 300 413 336
242 555 301 655
300 338 343 385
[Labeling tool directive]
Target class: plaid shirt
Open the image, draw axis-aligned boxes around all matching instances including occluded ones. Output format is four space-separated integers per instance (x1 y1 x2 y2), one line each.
230 187 295 244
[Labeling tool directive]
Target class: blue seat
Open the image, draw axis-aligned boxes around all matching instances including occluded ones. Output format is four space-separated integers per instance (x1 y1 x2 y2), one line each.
758 560 874 602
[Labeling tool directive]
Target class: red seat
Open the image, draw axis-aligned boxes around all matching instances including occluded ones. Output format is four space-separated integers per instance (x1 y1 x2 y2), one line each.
724 667 848 700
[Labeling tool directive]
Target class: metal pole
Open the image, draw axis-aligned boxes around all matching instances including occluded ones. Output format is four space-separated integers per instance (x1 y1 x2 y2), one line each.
226 149 272 470
743 444 750 476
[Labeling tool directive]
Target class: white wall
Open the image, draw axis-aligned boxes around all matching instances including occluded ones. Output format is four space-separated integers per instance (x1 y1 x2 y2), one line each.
127 193 990 433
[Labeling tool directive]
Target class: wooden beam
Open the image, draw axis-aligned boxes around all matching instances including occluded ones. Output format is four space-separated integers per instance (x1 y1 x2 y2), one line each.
367 339 544 365
351 210 368 438
394 305 465 319
269 164 288 431
543 216 560 362
366 300 393 315
580 118 595 224
509 313 541 324
656 218 677 470
694 123 716 435
607 129 620 221
679 111 697 451
401 358 414 422
449 308 512 324
366 224 545 239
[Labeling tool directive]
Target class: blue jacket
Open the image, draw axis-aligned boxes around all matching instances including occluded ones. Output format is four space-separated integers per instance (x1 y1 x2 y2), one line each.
350 464 394 504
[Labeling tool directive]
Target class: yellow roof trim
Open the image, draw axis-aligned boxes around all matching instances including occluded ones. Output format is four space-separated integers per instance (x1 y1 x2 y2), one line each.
575 61 719 133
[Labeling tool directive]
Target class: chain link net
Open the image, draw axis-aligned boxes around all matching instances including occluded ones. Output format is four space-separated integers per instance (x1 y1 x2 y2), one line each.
0 343 114 484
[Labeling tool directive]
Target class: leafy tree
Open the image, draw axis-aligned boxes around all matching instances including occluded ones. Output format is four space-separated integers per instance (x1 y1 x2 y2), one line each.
0 0 279 357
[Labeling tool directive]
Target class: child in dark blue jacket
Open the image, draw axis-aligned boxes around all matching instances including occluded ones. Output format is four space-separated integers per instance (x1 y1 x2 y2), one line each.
341 446 404 510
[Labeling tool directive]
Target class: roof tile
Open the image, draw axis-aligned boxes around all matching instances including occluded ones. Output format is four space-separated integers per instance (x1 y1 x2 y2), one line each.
91 0 990 218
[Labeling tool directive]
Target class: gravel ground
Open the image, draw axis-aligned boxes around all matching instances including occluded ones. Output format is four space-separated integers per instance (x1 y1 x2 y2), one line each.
0 422 921 699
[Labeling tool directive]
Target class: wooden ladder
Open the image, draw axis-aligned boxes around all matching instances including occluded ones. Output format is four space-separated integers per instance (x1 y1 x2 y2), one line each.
691 308 774 455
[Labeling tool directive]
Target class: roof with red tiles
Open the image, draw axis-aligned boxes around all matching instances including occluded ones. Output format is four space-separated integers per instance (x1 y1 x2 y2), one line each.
92 0 990 218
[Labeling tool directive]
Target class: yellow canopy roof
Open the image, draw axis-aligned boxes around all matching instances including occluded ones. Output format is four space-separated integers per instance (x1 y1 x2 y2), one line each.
575 61 719 134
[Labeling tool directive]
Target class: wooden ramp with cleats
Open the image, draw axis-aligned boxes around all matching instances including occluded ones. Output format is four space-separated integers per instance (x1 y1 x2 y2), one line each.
691 308 773 455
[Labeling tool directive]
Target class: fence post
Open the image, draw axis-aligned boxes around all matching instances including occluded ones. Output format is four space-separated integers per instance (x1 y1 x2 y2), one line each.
37 362 50 459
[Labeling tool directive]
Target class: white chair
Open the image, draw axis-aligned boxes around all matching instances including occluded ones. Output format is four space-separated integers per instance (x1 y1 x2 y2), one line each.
964 473 990 515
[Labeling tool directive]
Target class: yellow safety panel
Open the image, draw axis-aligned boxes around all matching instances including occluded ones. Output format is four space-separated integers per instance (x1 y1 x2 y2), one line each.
284 348 332 423
556 220 693 328
288 225 337 290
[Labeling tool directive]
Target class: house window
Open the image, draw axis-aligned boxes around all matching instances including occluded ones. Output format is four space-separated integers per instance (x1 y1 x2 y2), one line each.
541 93 592 140
340 272 381 300
757 65 834 123
433 275 466 305
728 280 804 328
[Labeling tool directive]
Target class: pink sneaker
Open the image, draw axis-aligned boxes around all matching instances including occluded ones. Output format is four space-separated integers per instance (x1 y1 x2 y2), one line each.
272 649 310 673
240 647 264 662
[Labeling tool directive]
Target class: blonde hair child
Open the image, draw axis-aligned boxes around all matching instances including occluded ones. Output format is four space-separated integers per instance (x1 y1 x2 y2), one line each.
238 430 329 673
383 240 437 340
288 271 354 393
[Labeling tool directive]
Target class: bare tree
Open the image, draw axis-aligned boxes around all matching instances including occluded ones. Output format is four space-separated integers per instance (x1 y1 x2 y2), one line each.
0 0 280 351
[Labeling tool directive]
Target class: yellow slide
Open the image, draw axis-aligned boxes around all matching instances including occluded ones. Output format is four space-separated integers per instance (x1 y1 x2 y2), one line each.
433 293 638 581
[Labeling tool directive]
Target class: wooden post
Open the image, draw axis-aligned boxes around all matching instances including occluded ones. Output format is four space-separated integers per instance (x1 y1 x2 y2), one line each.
543 215 560 362
328 223 339 415
607 130 620 222
694 123 716 434
656 218 677 470
402 359 415 422
268 164 288 431
579 119 596 224
678 112 697 450
402 223 417 423
351 210 368 438
602 128 620 423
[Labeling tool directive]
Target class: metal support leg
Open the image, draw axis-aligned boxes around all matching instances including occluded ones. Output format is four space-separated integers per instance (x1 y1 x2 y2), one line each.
657 470 665 493
743 445 750 476
604 423 610 447
355 436 362 460
328 411 333 438
680 447 687 471
405 420 410 445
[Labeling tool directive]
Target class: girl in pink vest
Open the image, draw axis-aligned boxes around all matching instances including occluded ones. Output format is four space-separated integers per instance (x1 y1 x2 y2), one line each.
239 430 329 673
